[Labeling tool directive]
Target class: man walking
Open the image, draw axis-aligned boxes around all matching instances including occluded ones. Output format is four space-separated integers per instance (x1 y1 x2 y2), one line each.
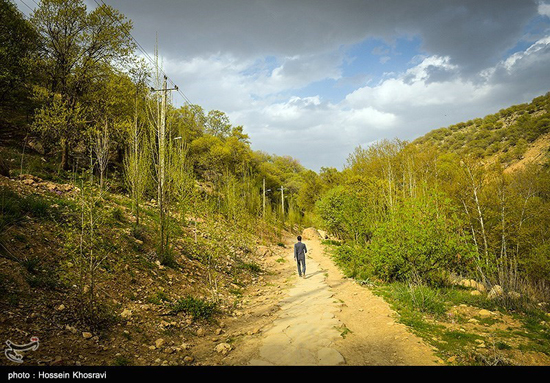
294 235 307 278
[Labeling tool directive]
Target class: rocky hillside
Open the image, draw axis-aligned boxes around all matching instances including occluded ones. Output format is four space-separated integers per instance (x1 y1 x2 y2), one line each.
0 135 285 366
413 92 550 171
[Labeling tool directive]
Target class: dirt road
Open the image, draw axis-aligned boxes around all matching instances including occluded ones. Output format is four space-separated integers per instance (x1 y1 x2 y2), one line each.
216 228 441 366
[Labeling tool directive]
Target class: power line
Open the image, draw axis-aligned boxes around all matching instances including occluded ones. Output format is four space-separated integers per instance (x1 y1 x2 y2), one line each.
17 0 34 14
92 0 193 107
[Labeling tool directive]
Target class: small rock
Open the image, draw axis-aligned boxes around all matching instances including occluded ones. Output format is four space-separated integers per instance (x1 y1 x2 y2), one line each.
155 260 165 270
215 343 232 356
121 309 132 319
82 332 93 339
57 304 65 311
478 309 492 318
155 339 165 348
184 356 194 364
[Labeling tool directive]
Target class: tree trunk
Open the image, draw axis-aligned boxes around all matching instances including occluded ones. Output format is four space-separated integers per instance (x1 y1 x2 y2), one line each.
61 138 70 171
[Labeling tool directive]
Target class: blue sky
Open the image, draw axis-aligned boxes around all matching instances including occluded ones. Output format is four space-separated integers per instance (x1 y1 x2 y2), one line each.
14 0 550 171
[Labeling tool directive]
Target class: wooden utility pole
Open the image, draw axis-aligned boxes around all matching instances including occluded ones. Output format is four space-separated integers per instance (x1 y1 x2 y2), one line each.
279 185 285 217
151 75 178 256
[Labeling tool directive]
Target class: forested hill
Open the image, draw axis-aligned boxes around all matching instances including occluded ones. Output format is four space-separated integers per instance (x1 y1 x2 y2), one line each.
413 92 550 170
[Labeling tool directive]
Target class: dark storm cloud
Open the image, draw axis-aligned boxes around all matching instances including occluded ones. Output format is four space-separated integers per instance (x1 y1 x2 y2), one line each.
102 0 539 76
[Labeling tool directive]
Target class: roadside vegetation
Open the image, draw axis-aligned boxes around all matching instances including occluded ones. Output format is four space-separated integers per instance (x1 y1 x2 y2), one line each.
318 94 550 365
1 0 550 367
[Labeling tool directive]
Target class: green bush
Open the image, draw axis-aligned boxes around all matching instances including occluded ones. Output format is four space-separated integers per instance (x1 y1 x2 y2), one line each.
522 242 550 284
368 196 476 284
172 296 218 320
333 244 373 280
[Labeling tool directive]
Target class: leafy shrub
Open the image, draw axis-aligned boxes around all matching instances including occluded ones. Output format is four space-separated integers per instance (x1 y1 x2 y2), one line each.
332 244 373 280
522 242 550 284
368 196 476 284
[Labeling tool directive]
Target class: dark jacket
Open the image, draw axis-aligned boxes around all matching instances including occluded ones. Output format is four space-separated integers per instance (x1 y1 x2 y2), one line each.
294 241 307 261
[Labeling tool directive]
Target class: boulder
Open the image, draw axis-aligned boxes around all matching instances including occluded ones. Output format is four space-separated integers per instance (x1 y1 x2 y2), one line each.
459 279 486 292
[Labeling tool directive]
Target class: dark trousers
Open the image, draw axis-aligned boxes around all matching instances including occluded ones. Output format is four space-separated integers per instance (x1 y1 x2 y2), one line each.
296 258 306 276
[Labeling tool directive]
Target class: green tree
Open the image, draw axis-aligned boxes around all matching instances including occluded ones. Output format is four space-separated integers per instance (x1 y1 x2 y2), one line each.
0 0 38 116
31 0 134 169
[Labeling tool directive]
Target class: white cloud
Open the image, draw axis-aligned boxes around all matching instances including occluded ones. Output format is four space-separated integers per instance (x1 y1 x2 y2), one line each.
127 4 549 171
538 2 550 17
244 36 549 170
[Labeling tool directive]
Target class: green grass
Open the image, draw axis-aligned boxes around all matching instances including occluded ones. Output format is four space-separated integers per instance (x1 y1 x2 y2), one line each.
237 260 262 273
171 296 218 321
110 207 125 223
112 356 132 366
334 325 352 339
321 239 341 246
147 290 170 305
376 282 448 317
371 280 550 364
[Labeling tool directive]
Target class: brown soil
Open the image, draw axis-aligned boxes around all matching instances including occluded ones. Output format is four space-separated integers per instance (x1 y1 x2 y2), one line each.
199 228 441 366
